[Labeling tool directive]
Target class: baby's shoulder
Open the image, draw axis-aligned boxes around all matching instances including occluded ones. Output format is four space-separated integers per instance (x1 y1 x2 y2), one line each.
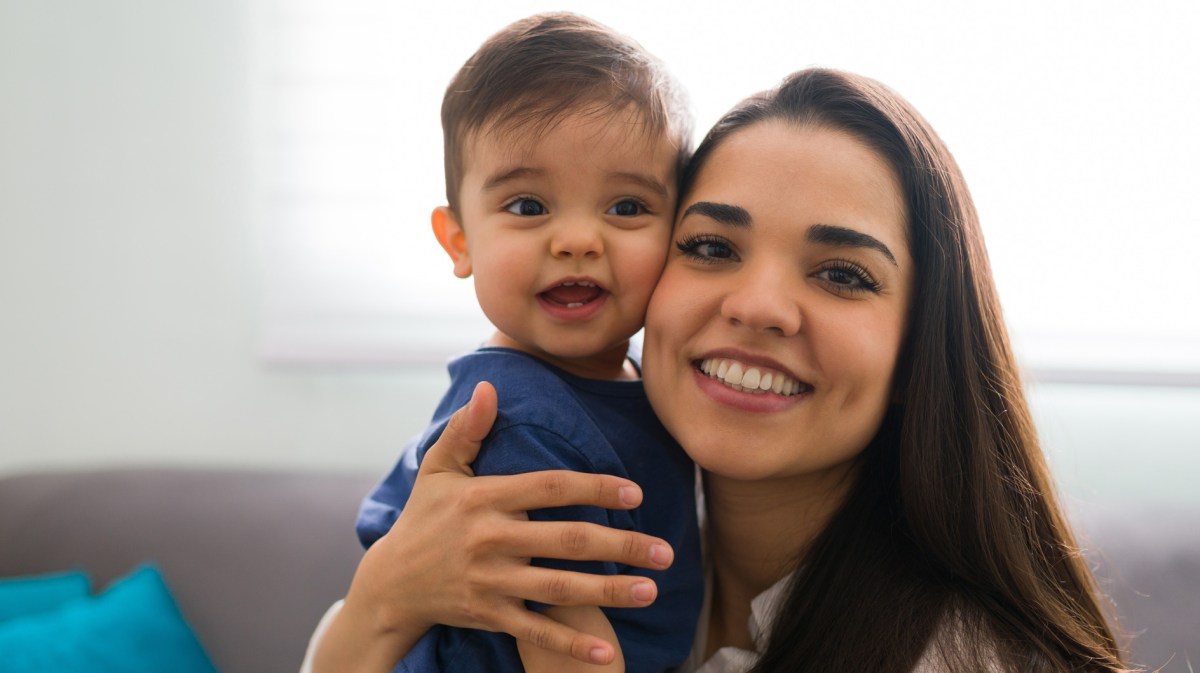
451 349 586 407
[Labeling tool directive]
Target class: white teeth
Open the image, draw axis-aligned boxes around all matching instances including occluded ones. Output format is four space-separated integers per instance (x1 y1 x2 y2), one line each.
697 358 807 396
559 281 597 288
567 302 583 308
741 368 760 389
725 362 744 386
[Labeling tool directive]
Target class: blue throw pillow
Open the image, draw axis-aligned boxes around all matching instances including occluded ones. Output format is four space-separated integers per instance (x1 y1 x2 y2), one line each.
0 565 218 673
0 570 91 622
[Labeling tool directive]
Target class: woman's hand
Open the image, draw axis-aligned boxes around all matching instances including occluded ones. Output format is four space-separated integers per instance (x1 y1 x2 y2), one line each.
315 382 675 671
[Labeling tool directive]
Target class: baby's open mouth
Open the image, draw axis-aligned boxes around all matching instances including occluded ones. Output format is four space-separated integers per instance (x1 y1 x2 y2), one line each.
539 281 606 308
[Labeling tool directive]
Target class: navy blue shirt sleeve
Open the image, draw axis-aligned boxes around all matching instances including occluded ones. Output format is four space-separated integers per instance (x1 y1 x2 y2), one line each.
356 433 423 549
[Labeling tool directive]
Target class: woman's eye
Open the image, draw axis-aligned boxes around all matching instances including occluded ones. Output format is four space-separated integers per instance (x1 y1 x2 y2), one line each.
607 199 645 217
505 198 547 216
816 262 881 294
825 268 859 286
675 235 736 263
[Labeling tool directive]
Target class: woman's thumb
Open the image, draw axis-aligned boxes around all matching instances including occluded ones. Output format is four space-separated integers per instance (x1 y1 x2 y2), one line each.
421 381 497 475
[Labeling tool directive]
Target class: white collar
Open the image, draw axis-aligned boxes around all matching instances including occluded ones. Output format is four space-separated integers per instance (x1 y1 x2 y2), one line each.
681 571 793 673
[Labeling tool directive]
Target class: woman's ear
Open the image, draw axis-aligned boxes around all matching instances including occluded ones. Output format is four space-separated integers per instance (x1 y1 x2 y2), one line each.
431 206 472 278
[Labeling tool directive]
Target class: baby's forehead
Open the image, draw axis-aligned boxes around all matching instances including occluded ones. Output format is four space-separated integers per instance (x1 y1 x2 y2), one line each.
465 102 677 160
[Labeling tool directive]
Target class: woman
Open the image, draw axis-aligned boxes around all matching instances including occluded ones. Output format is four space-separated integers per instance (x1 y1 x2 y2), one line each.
310 69 1130 672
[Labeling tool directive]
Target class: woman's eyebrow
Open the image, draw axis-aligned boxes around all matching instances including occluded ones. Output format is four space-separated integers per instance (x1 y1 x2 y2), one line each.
807 223 898 266
681 201 751 227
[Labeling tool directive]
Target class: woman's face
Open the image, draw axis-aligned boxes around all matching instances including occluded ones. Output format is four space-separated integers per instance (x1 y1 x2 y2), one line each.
643 121 914 483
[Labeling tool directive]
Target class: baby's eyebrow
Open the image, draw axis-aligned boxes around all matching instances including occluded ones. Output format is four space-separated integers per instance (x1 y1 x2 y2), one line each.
611 171 670 200
681 201 751 227
807 224 898 266
482 167 544 191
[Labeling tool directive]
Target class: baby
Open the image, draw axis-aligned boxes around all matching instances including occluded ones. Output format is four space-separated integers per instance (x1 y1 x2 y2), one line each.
356 12 702 673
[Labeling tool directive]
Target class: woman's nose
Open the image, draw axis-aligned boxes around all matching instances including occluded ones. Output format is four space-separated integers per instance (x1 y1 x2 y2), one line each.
720 266 802 336
549 218 603 259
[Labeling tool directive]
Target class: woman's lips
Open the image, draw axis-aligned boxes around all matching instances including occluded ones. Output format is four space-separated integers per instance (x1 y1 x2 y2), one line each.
689 356 812 413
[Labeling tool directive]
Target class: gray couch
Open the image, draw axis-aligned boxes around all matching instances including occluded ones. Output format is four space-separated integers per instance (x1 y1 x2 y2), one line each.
0 468 1196 673
0 468 375 673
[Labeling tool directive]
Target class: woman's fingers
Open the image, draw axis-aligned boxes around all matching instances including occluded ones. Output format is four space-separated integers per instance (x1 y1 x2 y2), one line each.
496 607 617 665
492 519 673 571
486 469 644 511
499 565 660 609
386 380 669 661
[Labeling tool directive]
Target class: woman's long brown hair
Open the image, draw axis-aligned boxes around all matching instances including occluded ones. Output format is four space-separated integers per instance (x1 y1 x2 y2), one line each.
682 69 1131 672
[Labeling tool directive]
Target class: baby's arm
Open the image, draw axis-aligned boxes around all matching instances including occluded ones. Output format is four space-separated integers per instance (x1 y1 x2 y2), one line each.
519 606 624 673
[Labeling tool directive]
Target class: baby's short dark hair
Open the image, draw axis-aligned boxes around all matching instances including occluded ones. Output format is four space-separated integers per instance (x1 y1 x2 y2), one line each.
441 12 692 214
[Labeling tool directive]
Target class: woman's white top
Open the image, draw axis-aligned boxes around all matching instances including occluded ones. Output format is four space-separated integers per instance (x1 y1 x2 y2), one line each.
675 570 788 673
299 600 341 673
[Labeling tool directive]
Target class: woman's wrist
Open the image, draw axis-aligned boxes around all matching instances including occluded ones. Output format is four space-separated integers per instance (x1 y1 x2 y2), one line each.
349 540 437 637
313 589 429 673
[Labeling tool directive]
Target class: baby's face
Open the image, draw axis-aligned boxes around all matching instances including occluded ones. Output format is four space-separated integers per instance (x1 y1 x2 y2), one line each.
452 107 679 377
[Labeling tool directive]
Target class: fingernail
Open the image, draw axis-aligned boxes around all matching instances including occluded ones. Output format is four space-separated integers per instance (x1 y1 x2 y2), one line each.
589 648 609 664
631 581 655 603
618 485 639 506
650 543 671 567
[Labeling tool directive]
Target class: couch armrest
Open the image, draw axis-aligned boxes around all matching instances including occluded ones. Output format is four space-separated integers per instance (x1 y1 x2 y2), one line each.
0 468 377 673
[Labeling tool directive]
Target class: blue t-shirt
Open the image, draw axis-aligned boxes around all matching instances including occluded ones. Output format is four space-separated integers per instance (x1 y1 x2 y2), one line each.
357 347 703 673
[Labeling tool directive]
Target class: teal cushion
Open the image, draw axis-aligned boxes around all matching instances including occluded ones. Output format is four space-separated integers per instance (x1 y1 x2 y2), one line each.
0 565 218 673
0 570 91 622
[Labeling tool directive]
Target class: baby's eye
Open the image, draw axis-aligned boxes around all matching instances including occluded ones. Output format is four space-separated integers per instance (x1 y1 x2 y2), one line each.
505 198 547 216
607 199 645 217
675 235 737 263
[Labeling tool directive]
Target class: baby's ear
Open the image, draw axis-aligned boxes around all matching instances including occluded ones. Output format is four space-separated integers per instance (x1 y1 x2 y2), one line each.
431 206 471 278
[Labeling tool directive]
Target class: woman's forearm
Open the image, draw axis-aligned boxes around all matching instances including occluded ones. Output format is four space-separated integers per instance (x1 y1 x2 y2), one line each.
309 595 428 673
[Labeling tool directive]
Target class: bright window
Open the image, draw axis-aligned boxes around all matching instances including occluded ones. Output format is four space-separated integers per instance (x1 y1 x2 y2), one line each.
256 1 1200 384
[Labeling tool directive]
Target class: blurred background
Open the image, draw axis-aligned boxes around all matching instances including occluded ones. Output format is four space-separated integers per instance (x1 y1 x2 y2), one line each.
1 0 1198 511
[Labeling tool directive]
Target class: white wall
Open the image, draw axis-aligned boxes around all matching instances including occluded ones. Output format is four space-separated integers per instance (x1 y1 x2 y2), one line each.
1 1 1196 506
0 0 445 476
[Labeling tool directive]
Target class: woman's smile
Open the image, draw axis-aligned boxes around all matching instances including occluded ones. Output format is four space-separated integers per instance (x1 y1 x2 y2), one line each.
689 351 814 414
697 357 810 397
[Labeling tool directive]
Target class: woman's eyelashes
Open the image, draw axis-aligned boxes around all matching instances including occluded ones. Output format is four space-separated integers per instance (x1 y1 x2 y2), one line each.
675 234 736 263
814 259 882 294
